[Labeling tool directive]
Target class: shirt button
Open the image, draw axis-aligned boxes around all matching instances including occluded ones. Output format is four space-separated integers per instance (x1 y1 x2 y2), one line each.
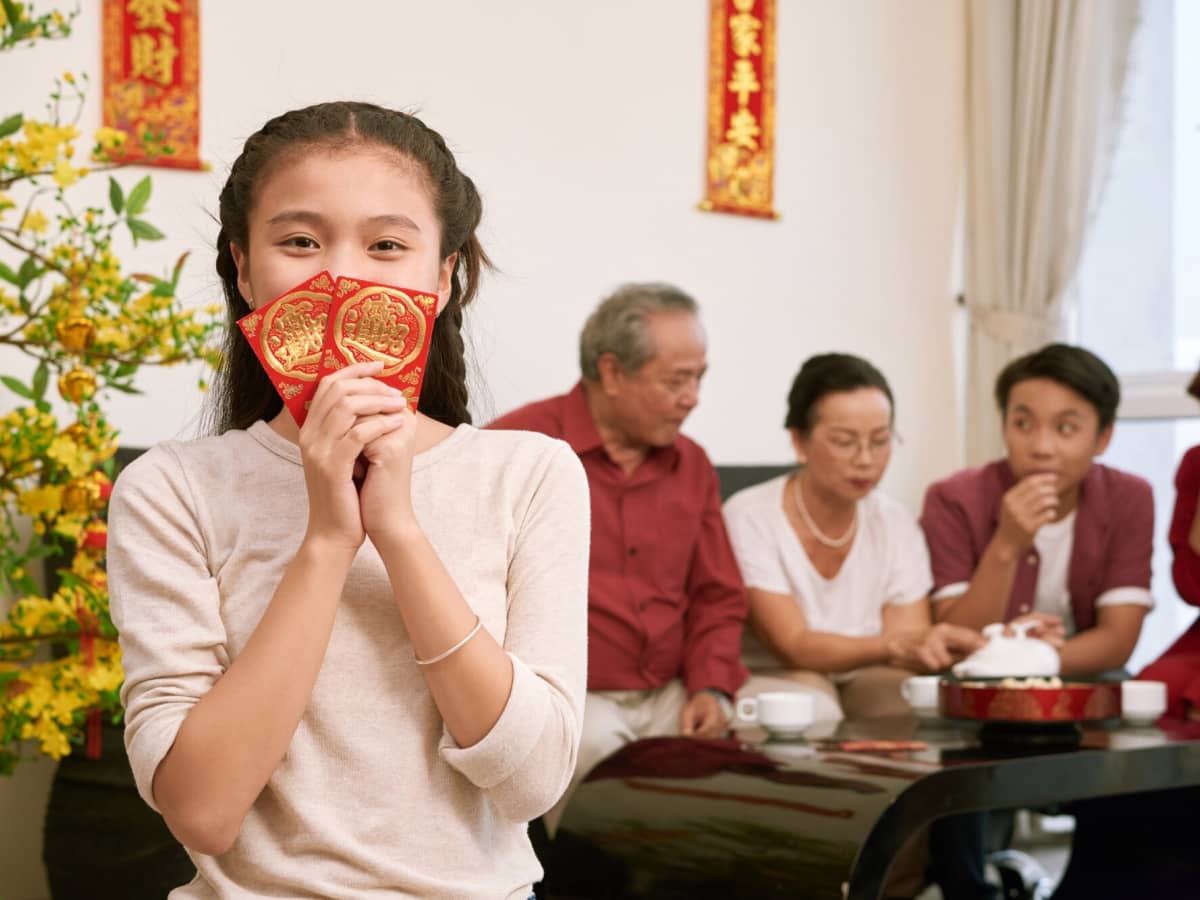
1020 604 1031 613
1026 554 1038 566
628 547 638 557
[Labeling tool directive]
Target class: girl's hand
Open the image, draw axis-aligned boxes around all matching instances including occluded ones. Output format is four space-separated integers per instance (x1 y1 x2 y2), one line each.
298 362 408 555
359 399 419 545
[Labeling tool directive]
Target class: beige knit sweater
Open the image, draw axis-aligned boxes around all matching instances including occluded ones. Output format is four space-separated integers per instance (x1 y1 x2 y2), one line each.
108 421 589 898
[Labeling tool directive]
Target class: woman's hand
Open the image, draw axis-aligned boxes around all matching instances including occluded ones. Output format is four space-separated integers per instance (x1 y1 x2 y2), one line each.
359 397 420 546
298 362 408 555
886 623 986 673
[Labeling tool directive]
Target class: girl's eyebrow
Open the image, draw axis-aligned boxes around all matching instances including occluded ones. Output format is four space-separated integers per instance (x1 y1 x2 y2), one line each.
366 214 421 233
264 209 326 227
263 211 421 233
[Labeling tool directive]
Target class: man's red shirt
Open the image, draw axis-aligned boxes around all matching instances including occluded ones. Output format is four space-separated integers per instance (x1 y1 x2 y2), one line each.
489 383 748 697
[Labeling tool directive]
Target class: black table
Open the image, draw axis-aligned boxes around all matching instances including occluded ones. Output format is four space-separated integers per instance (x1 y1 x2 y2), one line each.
555 715 1200 899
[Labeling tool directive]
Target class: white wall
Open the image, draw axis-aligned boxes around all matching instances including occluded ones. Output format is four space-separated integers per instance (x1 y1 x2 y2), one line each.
0 2 965 895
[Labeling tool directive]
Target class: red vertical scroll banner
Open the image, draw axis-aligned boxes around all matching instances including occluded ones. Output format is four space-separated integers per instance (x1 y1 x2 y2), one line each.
102 0 203 169
699 0 778 219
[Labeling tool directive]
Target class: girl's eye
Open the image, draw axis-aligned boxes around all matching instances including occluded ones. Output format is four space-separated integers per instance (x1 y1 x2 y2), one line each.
283 236 318 249
372 240 404 252
1058 422 1077 436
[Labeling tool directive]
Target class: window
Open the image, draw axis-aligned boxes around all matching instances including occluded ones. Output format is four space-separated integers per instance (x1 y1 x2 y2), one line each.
1075 0 1200 671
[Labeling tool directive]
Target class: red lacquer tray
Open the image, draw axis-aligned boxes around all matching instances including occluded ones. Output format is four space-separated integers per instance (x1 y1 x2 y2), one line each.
940 680 1121 723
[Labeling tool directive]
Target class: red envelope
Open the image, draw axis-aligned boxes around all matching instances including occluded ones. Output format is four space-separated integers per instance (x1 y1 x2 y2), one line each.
319 276 439 412
236 271 334 427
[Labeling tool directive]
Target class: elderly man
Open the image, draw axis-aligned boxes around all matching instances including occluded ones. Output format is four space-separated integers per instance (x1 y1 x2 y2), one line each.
490 282 748 833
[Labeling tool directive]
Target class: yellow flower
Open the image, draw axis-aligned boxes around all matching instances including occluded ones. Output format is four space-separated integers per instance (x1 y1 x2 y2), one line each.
21 209 49 234
46 434 79 466
63 72 76 85
16 484 63 518
53 158 80 189
22 718 72 759
0 194 13 214
93 127 127 151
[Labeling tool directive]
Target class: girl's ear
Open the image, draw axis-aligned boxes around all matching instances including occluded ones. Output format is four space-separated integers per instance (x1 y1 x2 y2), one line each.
436 253 458 315
230 244 254 307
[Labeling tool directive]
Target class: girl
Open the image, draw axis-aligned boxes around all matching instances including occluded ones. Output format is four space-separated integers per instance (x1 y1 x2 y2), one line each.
723 353 982 722
108 102 589 898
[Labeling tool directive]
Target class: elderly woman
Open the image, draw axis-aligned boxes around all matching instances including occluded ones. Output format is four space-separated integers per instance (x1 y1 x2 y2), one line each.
723 353 982 722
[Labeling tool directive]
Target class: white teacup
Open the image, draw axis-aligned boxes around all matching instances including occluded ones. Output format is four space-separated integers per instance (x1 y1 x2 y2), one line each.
736 691 815 738
901 675 941 716
1121 679 1167 725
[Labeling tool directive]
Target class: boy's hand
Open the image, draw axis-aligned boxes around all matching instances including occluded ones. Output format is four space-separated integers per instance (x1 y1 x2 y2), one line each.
996 473 1059 553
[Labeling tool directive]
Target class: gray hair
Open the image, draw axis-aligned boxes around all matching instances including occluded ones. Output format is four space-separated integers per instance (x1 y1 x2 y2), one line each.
579 283 699 380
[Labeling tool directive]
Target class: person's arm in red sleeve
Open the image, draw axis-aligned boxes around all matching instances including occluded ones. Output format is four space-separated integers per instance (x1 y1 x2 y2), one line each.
680 464 749 705
1059 476 1154 676
1170 447 1200 607
919 480 1008 629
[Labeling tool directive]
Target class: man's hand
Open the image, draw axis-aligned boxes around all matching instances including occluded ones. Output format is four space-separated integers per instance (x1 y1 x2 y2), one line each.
679 691 729 738
886 623 986 673
996 473 1060 553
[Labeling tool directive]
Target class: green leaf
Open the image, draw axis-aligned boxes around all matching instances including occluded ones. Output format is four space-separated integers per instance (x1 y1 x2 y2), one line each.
22 543 55 560
171 250 190 287
114 361 137 378
0 261 19 286
17 256 42 287
31 360 48 400
34 399 51 414
126 175 152 216
0 375 33 399
126 218 164 244
108 176 124 215
108 382 143 395
0 112 22 140
151 279 174 298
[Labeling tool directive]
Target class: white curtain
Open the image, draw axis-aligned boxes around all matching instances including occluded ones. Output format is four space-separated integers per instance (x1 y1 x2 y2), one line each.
963 0 1141 463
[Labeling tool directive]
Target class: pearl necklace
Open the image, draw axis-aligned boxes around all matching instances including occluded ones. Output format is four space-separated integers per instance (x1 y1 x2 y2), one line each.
791 474 858 549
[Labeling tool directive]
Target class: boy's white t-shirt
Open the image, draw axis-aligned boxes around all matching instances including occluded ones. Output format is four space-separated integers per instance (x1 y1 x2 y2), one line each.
722 474 933 671
933 509 1153 636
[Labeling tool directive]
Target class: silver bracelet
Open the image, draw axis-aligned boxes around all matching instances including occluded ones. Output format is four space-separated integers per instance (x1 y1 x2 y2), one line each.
414 616 483 666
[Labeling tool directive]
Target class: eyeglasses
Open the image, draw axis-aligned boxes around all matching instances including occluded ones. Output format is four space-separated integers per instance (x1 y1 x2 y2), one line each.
823 432 901 460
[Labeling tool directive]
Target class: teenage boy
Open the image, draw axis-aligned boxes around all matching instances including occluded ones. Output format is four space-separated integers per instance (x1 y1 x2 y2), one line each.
922 343 1152 674
919 344 1153 900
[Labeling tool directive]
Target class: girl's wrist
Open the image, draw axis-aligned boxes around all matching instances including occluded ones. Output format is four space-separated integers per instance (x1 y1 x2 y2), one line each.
368 517 425 556
297 532 360 571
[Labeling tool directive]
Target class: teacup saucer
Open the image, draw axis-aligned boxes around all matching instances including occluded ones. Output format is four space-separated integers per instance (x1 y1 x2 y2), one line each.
1122 712 1163 727
764 725 810 741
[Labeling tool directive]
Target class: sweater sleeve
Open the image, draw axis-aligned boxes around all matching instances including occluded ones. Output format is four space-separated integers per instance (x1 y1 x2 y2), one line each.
107 446 228 812
437 441 590 821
